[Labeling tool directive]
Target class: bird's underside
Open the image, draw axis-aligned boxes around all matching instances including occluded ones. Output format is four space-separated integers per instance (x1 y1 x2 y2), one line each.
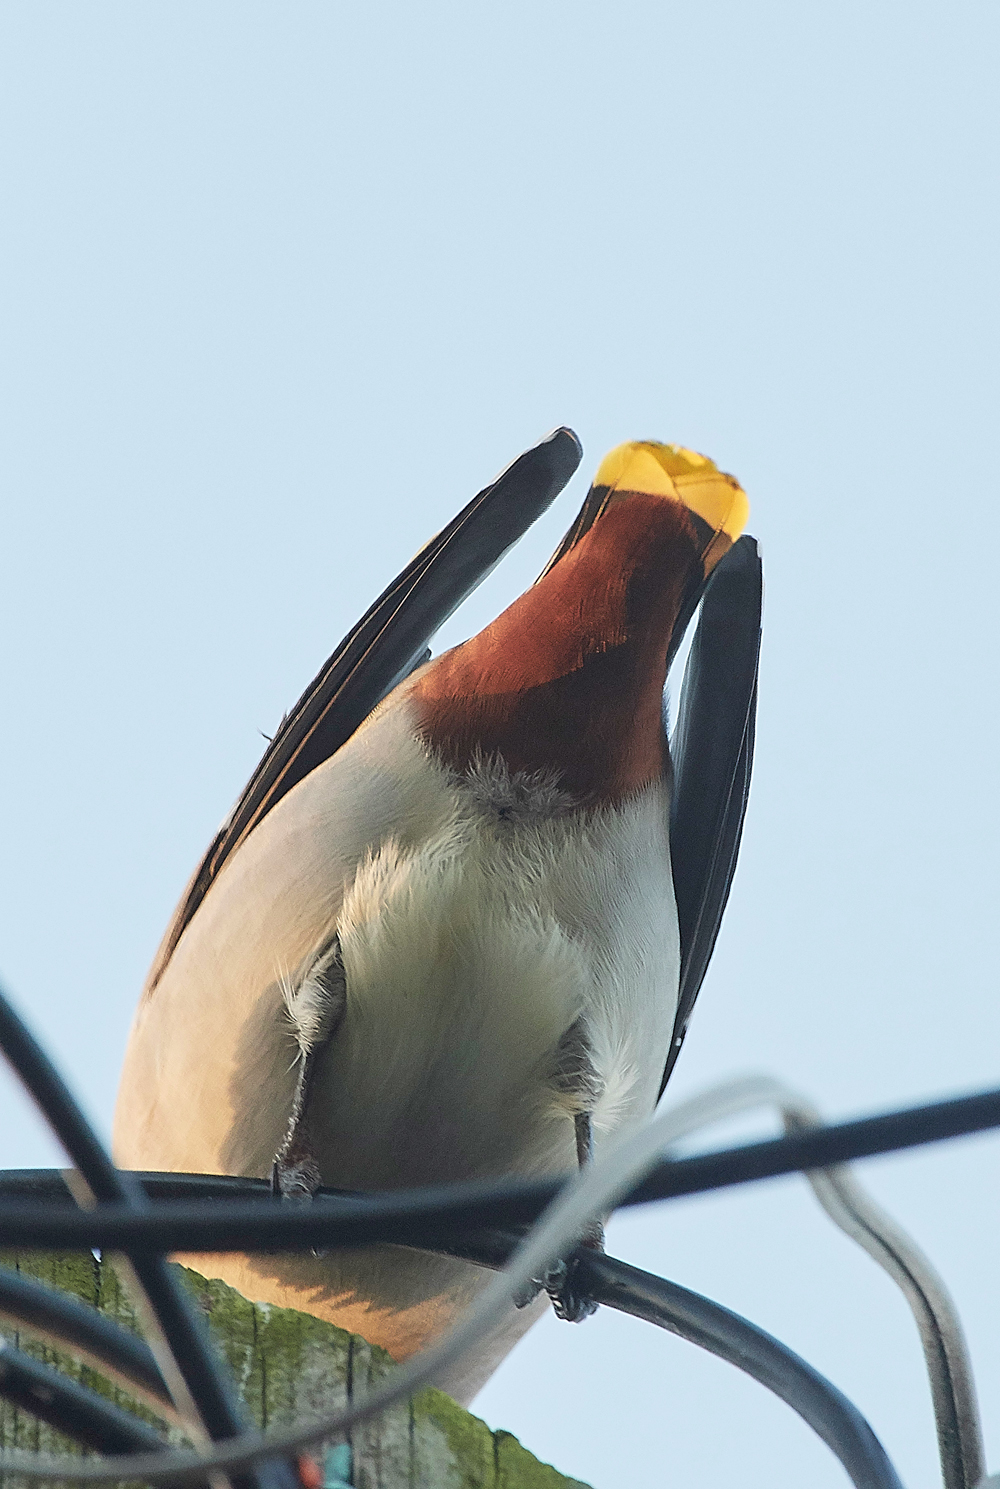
114 432 761 1405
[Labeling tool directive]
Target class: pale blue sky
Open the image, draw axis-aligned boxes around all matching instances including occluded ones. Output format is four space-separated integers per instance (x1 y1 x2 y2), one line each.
1 5 998 1486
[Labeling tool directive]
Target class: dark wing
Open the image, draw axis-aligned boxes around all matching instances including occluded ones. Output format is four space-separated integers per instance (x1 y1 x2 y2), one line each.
147 427 583 992
660 535 763 1097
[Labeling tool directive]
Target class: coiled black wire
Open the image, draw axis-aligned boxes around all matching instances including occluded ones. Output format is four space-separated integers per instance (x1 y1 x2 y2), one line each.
0 980 996 1485
0 1336 169 1457
0 1236 907 1489
0 989 298 1489
0 1261 172 1412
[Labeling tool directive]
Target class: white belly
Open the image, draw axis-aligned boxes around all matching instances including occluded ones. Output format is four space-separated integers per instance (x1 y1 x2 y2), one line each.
295 753 679 1193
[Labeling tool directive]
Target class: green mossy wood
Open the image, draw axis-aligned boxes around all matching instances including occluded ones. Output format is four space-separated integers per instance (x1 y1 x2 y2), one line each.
0 1252 590 1489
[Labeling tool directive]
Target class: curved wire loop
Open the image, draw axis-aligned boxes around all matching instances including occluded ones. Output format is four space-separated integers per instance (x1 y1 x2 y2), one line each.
0 1335 169 1457
0 1209 913 1489
578 1252 904 1489
0 1085 922 1489
0 986 298 1489
0 1209 917 1489
0 1262 174 1415
0 1030 991 1483
0 1077 903 1482
653 1075 985 1489
0 1242 908 1489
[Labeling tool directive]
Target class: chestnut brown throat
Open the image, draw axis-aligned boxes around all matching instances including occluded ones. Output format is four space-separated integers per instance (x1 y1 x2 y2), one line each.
411 491 706 804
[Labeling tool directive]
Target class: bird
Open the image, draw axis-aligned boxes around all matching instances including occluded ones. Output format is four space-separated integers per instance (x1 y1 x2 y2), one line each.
113 428 762 1405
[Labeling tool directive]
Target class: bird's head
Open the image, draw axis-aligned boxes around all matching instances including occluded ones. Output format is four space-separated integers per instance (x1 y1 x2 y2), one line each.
412 440 749 802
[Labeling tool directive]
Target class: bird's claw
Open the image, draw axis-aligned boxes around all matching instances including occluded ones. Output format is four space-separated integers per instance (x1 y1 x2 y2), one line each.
512 1255 597 1319
517 1221 603 1321
271 1156 326 1256
544 1254 600 1323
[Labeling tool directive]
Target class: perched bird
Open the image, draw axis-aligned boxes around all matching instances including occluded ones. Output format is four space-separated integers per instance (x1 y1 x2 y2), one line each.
114 430 761 1404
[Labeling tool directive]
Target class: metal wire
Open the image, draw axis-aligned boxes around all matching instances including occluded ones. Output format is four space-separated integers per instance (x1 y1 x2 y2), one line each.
0 1084 996 1254
0 1224 913 1489
653 1075 984 1489
0 1008 993 1484
0 1077 883 1483
0 1261 174 1416
0 1229 912 1489
0 1336 170 1457
579 1254 904 1489
0 1161 970 1489
0 987 297 1489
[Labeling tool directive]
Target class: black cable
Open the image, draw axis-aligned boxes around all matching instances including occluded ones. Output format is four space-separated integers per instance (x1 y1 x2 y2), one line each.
0 1170 527 1271
0 1172 274 1205
0 1336 169 1457
576 1253 904 1489
0 989 298 1489
0 1263 172 1411
0 1084 994 1254
627 1085 1000 1206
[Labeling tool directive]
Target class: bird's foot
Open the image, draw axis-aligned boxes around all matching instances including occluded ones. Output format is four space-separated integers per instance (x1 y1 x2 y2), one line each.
271 1156 325 1255
543 1260 599 1323
545 1219 603 1322
271 1156 321 1200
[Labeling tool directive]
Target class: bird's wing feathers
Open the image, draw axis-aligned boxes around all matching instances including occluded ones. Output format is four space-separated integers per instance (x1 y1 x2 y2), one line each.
661 534 763 1097
146 427 583 993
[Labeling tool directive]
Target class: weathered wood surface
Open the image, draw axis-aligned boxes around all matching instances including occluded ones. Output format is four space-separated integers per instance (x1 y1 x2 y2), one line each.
0 1252 590 1489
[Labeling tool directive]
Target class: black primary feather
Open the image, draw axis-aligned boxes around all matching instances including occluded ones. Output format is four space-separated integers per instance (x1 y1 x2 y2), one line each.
663 535 763 1097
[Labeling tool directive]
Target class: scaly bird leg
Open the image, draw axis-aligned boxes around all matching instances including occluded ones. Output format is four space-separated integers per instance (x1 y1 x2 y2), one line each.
544 1111 602 1323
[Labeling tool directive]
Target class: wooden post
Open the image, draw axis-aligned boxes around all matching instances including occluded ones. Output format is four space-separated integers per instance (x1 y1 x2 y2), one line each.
0 1252 590 1489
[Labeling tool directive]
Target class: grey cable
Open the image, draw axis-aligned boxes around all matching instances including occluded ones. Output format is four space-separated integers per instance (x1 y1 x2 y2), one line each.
653 1075 985 1489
